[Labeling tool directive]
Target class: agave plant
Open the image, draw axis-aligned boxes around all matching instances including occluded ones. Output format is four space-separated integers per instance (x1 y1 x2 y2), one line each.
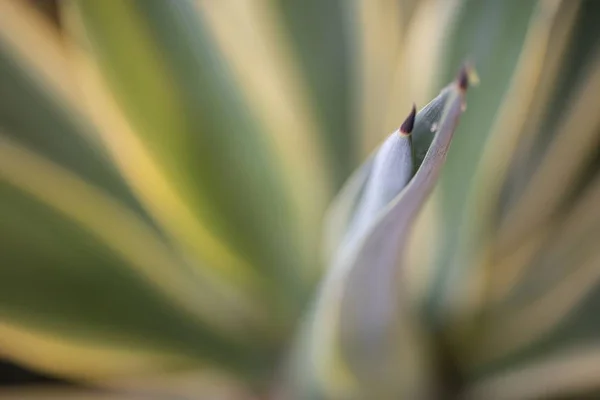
1 0 599 399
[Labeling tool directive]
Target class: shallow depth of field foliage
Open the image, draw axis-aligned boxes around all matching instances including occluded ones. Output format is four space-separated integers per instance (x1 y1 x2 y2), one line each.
0 0 599 399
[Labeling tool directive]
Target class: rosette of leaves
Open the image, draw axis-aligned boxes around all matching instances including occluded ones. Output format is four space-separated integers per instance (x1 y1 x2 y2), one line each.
0 0 599 399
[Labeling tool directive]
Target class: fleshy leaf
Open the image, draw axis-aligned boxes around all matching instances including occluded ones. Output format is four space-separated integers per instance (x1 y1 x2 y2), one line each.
411 87 453 169
324 85 456 263
298 77 468 398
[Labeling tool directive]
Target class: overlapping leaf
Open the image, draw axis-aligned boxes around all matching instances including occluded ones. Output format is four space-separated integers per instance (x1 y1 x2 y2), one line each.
296 76 469 399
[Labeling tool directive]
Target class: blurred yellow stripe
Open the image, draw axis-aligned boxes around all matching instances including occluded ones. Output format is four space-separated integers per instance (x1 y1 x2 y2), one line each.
96 369 254 400
381 0 461 142
356 0 404 154
498 51 600 252
405 195 443 303
463 345 600 400
0 370 255 400
0 0 79 107
488 227 550 304
62 3 277 326
0 390 129 400
443 0 567 331
466 246 600 368
495 0 580 220
310 279 359 399
467 175 600 365
0 136 269 337
547 174 600 259
0 322 191 381
484 1 581 304
474 0 565 245
196 0 331 279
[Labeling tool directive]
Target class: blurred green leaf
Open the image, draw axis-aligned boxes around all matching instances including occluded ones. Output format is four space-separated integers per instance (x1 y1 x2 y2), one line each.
425 2 600 396
271 0 359 186
70 0 316 317
0 137 276 380
459 53 600 388
0 10 154 229
423 0 538 324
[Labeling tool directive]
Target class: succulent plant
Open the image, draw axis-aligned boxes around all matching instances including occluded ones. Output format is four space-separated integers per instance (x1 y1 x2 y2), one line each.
0 0 599 399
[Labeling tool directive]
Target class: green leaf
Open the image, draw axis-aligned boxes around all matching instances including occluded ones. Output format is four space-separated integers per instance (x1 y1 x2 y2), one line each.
193 0 335 283
411 87 454 170
495 34 600 257
433 3 600 395
0 370 254 400
70 0 314 314
324 86 455 261
423 0 539 325
0 3 154 229
0 137 276 380
297 80 467 398
271 0 359 186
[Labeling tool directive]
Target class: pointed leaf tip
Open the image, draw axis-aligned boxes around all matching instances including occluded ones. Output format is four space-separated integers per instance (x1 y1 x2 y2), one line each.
458 65 470 91
457 62 479 92
400 104 417 135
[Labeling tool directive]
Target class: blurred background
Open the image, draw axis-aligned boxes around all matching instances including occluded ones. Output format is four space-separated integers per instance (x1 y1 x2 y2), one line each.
0 0 599 398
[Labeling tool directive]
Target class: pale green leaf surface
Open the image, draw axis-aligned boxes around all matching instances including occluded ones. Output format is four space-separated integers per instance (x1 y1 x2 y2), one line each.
324 86 455 263
323 155 374 266
299 81 467 399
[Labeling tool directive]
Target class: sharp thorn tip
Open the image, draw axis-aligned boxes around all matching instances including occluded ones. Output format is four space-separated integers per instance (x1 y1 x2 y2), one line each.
458 65 469 91
400 104 417 134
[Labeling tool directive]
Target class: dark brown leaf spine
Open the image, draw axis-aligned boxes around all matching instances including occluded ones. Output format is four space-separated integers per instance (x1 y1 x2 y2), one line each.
400 104 416 135
457 64 470 91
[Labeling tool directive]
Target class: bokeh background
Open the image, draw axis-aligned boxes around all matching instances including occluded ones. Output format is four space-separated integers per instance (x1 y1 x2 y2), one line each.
0 0 599 398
